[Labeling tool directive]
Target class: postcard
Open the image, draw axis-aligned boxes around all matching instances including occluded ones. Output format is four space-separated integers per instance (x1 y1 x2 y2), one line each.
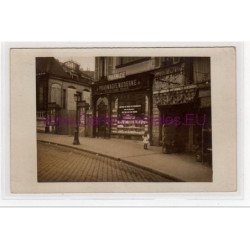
9 46 237 193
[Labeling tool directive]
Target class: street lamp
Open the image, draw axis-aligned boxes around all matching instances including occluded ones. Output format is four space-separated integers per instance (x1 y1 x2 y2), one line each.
73 94 90 145
73 94 80 145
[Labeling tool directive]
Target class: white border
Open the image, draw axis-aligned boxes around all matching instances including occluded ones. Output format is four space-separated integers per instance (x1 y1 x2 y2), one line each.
0 42 246 206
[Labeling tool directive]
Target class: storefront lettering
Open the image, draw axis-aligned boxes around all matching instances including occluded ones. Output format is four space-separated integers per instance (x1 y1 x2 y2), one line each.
95 79 143 94
107 71 126 81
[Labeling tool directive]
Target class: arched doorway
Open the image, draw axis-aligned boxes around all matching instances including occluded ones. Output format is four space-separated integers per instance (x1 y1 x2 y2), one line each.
96 98 108 138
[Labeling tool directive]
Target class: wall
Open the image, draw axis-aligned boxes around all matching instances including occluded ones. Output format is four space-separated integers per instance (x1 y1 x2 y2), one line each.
151 62 186 146
47 77 92 136
113 58 155 77
95 57 159 81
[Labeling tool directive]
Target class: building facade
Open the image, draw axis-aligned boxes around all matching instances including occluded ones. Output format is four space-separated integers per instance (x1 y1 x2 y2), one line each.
36 57 93 137
93 57 211 155
152 57 211 156
93 57 156 140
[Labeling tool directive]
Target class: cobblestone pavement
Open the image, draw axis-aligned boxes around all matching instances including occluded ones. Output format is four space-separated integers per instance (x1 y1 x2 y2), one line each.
37 142 173 182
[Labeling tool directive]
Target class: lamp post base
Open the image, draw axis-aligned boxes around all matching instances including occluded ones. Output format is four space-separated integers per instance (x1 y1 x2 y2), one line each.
73 131 80 145
45 126 50 133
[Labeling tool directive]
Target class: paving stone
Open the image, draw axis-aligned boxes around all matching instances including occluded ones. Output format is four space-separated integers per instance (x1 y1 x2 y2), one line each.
37 142 173 182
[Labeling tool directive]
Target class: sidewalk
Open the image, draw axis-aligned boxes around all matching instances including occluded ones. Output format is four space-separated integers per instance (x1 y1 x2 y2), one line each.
37 133 212 182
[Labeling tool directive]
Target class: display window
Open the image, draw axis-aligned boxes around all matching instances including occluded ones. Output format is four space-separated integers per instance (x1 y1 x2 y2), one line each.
111 92 149 136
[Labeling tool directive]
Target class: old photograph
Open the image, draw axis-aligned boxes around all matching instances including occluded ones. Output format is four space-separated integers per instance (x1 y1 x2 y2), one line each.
36 56 212 182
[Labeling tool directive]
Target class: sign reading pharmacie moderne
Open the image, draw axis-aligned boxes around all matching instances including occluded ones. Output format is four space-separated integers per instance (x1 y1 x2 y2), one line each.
93 77 150 95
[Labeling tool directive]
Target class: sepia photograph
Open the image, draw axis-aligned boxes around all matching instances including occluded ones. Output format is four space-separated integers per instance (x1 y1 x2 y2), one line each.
0 3 247 250
36 56 212 183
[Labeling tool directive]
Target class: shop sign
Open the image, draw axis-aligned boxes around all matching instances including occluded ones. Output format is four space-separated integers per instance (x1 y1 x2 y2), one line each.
107 71 126 81
118 104 142 117
94 79 146 95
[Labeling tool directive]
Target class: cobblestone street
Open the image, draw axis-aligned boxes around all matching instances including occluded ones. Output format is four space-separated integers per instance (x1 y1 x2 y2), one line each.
37 142 173 182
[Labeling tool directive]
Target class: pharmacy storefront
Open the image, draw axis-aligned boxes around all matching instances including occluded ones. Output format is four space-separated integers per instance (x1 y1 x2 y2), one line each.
93 73 152 140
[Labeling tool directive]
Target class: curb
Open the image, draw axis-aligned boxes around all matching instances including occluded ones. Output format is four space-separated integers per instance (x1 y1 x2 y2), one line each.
37 139 184 182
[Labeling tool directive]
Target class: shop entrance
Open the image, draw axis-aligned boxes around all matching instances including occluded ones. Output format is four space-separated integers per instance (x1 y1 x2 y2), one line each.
159 103 197 153
97 100 108 138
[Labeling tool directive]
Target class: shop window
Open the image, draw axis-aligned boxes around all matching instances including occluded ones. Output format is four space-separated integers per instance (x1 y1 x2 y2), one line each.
111 93 147 136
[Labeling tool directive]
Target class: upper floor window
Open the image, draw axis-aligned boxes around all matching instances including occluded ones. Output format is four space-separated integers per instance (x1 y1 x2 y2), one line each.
161 57 181 67
116 57 150 68
51 83 62 106
193 57 210 84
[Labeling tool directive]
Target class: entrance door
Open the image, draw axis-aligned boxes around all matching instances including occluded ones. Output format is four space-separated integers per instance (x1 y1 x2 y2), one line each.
97 100 108 138
160 104 193 153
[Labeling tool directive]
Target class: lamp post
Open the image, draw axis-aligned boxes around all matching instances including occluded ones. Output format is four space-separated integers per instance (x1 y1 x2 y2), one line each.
73 94 80 145
73 94 89 145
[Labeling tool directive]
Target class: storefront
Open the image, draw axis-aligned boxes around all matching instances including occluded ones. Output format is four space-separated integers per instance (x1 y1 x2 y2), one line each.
93 73 152 140
154 87 200 152
151 61 212 158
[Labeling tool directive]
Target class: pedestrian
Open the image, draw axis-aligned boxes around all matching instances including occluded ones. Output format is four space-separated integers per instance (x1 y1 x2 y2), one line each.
142 131 150 150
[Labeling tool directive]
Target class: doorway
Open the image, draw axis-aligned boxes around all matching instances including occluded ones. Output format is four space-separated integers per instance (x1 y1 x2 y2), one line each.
97 100 108 138
159 103 196 153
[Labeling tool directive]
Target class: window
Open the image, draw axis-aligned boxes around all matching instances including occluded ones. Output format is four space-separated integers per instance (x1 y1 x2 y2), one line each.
101 57 105 78
161 57 174 67
173 57 180 64
62 89 66 109
39 84 44 107
116 57 151 68
76 91 82 101
51 83 62 106
83 89 91 104
121 57 143 64
107 57 113 75
193 57 210 84
154 57 161 68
